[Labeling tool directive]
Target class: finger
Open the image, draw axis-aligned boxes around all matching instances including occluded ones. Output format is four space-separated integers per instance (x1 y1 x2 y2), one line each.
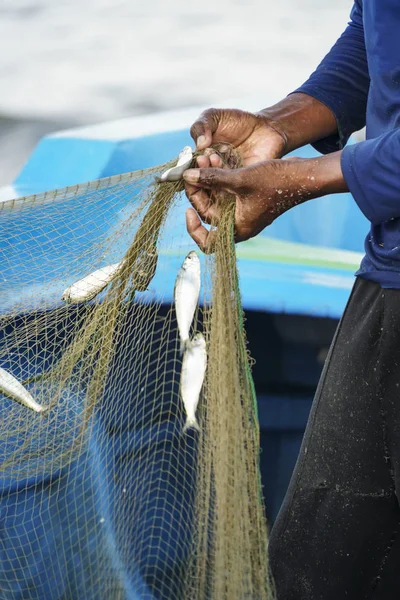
196 154 210 169
184 182 210 208
210 153 224 168
198 149 227 168
215 144 230 154
185 208 216 254
190 108 220 150
183 167 241 191
186 186 221 225
203 148 216 158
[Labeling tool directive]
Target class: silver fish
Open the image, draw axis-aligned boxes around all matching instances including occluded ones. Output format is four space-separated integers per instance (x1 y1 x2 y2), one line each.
180 333 207 433
174 251 201 353
62 262 122 304
0 367 45 413
156 146 193 182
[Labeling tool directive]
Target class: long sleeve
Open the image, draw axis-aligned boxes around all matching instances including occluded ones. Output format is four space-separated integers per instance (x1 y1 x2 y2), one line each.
341 130 400 225
294 0 370 153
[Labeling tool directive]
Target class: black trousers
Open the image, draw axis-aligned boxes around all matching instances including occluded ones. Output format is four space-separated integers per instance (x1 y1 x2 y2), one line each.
269 277 400 599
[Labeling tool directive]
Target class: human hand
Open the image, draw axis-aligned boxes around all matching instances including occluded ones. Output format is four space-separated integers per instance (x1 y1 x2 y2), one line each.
184 151 346 252
190 108 287 165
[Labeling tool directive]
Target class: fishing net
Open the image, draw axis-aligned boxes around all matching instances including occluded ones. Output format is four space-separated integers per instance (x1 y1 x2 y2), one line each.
0 145 274 599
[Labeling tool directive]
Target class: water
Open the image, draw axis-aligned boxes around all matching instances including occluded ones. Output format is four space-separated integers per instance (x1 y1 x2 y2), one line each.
0 0 352 184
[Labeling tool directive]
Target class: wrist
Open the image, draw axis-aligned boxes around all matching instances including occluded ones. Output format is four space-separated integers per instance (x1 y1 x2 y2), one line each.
306 151 348 197
257 93 338 154
282 151 348 203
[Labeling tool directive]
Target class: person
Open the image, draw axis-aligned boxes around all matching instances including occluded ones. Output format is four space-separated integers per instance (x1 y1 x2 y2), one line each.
183 1 400 597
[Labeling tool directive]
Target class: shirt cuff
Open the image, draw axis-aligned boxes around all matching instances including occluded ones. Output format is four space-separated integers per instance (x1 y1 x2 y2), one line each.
290 85 353 154
341 144 379 224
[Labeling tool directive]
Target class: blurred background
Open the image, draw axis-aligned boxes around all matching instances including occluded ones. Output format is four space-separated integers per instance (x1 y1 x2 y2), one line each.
0 0 352 185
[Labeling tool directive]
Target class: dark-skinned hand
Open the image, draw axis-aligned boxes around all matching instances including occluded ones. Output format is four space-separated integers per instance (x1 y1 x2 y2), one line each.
190 107 287 165
184 150 347 253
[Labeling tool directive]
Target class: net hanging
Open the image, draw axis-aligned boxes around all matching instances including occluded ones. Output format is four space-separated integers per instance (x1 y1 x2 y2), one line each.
0 145 275 600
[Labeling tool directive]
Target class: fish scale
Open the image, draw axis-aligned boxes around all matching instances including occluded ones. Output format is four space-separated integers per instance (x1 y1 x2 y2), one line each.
180 333 207 433
174 251 201 353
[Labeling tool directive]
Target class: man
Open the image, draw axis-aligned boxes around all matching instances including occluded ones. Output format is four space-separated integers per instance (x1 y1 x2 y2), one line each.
183 1 400 597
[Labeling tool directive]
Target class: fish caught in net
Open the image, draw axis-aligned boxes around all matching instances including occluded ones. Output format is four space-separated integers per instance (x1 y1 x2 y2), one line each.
0 144 275 599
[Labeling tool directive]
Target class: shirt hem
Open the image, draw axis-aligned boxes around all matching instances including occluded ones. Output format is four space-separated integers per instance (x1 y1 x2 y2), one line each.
356 270 400 289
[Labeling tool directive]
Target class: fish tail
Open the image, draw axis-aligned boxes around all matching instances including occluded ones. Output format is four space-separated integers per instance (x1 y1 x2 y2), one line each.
183 417 200 434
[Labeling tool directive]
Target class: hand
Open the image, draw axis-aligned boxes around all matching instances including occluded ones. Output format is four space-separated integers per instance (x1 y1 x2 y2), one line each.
190 108 287 165
183 151 347 252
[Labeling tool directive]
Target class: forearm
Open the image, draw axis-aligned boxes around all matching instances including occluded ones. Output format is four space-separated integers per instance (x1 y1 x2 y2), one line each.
262 151 348 220
258 93 338 155
292 151 348 199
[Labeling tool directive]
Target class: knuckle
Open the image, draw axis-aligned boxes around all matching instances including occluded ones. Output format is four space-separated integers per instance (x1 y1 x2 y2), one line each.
190 121 202 139
200 107 217 121
190 108 221 142
191 200 209 221
201 108 220 130
206 169 217 185
202 169 218 187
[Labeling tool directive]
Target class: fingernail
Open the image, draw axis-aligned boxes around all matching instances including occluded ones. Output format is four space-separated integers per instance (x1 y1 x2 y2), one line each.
196 135 206 148
183 169 200 184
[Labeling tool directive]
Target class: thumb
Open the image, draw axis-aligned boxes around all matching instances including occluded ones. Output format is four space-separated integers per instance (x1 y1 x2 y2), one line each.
190 108 220 150
183 167 240 191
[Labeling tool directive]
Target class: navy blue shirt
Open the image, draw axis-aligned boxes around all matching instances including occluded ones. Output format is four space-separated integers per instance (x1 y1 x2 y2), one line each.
296 0 400 288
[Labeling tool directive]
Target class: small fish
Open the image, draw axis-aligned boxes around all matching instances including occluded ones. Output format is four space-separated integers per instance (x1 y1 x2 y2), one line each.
180 333 207 433
0 367 45 413
133 246 158 292
174 251 201 353
62 262 122 304
156 146 193 182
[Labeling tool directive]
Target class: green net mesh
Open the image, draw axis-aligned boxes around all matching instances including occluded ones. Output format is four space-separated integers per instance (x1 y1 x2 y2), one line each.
0 146 275 599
